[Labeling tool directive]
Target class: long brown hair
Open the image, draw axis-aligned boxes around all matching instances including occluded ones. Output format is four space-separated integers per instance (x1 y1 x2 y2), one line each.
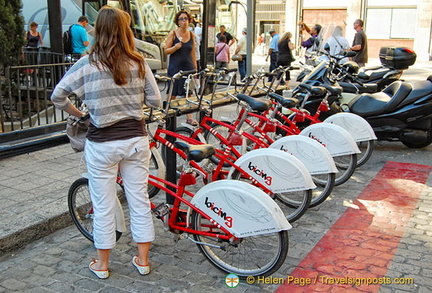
278 31 292 43
89 6 145 85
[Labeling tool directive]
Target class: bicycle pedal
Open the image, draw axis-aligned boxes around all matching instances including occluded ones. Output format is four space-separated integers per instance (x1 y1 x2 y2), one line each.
152 203 170 219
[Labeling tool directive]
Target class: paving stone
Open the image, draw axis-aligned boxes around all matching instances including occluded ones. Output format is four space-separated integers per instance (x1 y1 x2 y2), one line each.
0 279 27 291
1 94 432 292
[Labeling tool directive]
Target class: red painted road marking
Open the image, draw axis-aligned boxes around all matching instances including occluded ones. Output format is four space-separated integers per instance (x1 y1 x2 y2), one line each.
277 161 432 292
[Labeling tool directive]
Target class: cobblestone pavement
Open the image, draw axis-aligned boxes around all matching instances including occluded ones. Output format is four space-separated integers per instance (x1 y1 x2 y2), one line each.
0 139 431 292
0 59 431 292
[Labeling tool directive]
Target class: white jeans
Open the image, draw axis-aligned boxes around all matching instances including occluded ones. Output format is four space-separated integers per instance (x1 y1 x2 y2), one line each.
85 136 155 249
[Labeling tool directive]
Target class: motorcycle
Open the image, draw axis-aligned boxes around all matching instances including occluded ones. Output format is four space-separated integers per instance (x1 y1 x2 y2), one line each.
293 77 432 149
296 45 417 94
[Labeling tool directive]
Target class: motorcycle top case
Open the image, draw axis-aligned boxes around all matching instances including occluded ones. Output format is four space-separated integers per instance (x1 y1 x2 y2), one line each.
379 46 417 70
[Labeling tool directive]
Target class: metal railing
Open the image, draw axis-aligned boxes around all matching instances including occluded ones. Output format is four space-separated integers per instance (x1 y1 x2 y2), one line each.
0 49 74 133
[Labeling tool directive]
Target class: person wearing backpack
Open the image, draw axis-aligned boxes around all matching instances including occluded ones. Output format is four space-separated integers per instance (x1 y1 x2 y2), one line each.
71 16 90 55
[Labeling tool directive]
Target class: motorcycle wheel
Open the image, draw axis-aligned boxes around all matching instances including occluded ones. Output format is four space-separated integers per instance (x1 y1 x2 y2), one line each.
400 127 432 148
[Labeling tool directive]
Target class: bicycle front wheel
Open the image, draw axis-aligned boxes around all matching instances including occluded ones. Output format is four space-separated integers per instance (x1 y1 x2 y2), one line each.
310 173 336 208
356 140 375 168
68 178 123 242
230 170 311 222
333 154 357 186
191 210 289 278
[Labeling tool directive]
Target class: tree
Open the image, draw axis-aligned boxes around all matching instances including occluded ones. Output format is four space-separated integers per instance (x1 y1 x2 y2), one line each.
0 0 25 74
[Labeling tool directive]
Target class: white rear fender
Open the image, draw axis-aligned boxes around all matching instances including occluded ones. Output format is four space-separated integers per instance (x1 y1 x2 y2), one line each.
115 197 127 233
300 123 360 156
191 180 292 237
324 113 377 141
228 148 316 192
150 146 166 180
269 136 337 174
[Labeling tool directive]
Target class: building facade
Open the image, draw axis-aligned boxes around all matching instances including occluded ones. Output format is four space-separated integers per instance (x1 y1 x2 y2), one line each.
252 0 432 61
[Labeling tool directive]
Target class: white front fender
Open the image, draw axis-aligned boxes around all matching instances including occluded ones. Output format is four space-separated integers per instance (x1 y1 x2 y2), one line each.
324 112 377 141
191 180 292 237
300 123 360 157
228 148 316 192
269 135 337 175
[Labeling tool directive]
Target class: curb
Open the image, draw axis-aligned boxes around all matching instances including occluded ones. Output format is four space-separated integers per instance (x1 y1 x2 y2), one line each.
0 211 73 256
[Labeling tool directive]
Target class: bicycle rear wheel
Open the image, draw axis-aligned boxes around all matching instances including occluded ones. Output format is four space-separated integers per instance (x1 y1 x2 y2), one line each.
191 210 289 278
149 148 164 198
171 126 207 174
203 122 239 167
68 178 123 242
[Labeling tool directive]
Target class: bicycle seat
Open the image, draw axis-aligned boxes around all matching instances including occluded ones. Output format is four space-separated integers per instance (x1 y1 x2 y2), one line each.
268 93 298 108
236 94 272 112
174 141 216 162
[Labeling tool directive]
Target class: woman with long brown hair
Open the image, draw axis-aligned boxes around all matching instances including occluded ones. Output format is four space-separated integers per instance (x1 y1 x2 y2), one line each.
277 31 295 85
51 6 161 279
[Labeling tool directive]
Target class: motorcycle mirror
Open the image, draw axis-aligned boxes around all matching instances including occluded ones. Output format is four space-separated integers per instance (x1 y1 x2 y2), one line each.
324 43 330 52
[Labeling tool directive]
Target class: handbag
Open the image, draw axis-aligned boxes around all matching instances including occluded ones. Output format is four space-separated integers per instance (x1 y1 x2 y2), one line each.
231 54 243 62
66 115 88 152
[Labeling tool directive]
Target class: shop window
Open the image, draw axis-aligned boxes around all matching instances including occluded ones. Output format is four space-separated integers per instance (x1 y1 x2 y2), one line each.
366 8 416 39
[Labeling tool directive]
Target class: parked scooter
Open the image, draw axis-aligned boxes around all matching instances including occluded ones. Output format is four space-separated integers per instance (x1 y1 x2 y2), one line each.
297 45 417 95
294 77 432 149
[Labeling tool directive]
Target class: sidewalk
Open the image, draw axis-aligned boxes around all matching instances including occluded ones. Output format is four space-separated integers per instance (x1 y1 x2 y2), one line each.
1 54 431 255
0 141 431 292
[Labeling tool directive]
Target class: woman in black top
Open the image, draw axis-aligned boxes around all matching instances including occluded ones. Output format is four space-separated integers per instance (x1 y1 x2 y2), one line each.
25 22 44 48
277 32 295 85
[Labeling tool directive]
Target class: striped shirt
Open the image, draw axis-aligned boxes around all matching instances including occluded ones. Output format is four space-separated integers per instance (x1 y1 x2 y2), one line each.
50 55 161 128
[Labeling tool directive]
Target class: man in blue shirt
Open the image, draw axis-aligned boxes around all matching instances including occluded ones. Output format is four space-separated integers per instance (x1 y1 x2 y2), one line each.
265 29 280 82
71 16 90 55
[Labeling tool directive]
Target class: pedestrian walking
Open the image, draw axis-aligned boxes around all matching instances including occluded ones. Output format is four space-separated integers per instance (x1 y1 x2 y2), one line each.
277 31 295 85
215 35 230 69
234 28 247 81
265 28 280 82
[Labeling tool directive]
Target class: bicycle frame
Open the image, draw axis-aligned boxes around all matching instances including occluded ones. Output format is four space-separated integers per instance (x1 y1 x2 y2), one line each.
148 174 236 239
148 123 273 194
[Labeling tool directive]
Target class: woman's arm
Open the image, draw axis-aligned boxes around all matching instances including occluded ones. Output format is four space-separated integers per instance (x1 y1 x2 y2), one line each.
39 33 44 47
164 31 182 55
190 33 197 69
